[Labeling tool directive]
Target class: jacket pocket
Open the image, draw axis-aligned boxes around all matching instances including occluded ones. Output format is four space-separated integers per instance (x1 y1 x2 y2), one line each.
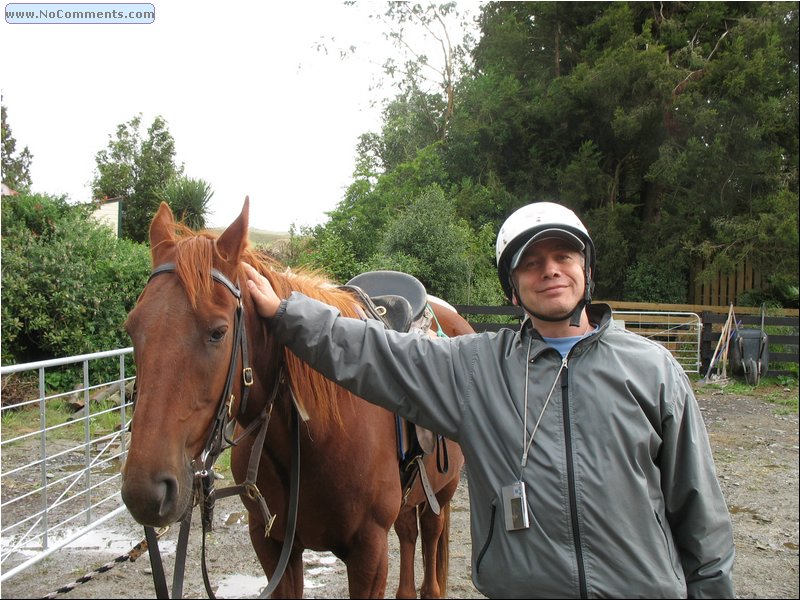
654 510 681 580
476 500 498 574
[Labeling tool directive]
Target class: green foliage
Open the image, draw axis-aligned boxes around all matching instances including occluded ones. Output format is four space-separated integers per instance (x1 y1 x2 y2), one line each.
623 250 689 304
313 2 798 308
738 277 799 309
380 92 447 170
315 143 453 272
451 173 516 232
92 114 182 242
366 185 473 303
584 203 638 300
1 103 33 192
158 175 214 230
1 193 150 368
299 223 360 283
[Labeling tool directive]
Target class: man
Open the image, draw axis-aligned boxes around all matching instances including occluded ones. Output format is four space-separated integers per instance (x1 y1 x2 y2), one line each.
244 201 735 598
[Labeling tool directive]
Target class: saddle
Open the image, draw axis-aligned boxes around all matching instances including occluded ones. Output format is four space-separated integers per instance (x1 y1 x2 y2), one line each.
343 271 450 515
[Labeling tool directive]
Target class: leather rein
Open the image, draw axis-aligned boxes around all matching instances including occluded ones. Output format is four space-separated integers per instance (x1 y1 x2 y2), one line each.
139 262 300 599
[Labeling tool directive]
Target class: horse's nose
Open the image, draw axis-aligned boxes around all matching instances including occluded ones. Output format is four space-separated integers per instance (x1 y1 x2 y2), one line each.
154 472 180 519
122 471 181 526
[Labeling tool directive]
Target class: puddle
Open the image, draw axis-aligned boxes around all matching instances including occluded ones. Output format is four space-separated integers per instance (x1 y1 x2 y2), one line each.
215 573 267 597
1 525 176 560
303 550 340 589
212 550 340 596
223 511 248 525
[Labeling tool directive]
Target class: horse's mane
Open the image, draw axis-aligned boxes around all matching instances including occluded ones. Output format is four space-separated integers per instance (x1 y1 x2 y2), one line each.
170 223 360 430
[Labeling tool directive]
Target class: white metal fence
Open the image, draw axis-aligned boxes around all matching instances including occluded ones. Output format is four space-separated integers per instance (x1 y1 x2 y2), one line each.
0 348 134 583
613 311 703 373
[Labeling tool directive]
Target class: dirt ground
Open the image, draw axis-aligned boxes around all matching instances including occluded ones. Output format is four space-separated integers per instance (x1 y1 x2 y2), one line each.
1 380 797 599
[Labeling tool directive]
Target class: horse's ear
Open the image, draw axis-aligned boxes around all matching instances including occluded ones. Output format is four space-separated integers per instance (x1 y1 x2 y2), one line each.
150 202 176 265
217 197 250 265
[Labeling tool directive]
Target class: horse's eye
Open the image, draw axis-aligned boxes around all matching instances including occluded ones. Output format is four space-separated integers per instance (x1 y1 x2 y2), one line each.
210 326 228 343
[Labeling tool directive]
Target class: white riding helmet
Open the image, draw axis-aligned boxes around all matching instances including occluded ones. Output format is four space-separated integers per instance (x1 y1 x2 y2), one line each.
496 202 596 305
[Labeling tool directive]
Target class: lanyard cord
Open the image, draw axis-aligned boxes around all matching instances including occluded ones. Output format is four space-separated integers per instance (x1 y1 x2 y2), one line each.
520 338 567 471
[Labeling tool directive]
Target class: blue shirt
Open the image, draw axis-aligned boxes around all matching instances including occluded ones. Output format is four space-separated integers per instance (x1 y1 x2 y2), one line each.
542 325 598 358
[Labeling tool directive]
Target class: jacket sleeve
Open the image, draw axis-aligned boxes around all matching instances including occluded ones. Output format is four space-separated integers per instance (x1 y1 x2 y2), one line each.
269 292 473 440
660 365 736 598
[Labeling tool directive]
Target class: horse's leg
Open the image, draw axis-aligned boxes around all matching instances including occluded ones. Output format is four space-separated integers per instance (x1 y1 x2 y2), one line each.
418 502 446 599
246 520 305 599
341 525 391 599
394 505 420 599
231 436 305 598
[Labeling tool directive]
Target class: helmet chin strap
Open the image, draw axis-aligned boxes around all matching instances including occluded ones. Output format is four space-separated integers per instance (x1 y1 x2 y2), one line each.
514 291 585 327
511 281 588 328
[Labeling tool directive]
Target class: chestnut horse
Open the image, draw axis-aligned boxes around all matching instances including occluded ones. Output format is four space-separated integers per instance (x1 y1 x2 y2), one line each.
121 199 469 598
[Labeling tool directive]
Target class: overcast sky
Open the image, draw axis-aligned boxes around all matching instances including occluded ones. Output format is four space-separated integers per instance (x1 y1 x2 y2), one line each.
2 1 478 233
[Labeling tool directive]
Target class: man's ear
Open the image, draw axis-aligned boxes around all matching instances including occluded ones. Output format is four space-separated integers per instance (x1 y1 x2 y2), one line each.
511 292 519 306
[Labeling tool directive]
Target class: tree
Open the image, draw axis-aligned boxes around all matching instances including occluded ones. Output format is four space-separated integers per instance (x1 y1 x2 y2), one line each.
645 2 799 301
455 1 798 303
92 114 182 242
316 1 798 306
363 1 474 139
1 103 33 192
158 176 213 230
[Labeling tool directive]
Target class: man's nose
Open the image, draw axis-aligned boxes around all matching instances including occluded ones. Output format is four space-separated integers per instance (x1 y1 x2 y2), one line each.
542 258 561 277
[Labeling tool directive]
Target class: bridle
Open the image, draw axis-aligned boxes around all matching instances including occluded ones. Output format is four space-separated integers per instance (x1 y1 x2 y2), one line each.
136 262 300 599
149 262 254 471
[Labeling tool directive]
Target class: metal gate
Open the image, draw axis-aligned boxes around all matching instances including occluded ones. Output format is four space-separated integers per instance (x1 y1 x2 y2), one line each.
1 348 134 582
612 311 703 373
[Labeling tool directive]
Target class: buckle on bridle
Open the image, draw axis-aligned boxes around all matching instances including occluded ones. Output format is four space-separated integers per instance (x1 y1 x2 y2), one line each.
245 482 261 501
243 367 254 386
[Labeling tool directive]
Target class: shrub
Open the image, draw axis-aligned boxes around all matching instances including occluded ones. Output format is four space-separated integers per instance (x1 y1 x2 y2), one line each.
623 250 688 304
2 193 150 374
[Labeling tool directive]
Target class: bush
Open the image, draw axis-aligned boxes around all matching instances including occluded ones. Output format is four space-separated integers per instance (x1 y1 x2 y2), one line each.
2 193 150 372
623 250 688 304
371 185 474 303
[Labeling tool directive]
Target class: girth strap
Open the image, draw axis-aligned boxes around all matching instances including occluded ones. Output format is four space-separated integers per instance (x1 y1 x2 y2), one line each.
405 455 441 515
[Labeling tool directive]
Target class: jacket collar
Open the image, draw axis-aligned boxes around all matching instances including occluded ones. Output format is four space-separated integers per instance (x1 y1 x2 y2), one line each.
519 303 613 356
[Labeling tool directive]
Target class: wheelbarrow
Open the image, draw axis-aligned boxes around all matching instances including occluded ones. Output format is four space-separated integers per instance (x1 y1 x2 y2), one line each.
728 305 769 386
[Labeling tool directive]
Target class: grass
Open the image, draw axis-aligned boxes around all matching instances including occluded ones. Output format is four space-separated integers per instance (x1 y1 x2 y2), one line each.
693 374 799 414
1 398 127 444
208 227 288 246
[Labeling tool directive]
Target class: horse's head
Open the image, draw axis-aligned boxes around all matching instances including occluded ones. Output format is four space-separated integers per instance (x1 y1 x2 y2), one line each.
121 199 255 526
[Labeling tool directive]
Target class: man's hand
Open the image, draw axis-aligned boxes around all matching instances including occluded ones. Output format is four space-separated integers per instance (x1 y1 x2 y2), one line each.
243 263 281 318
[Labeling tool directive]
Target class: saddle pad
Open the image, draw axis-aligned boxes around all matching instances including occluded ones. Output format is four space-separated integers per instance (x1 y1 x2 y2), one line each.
346 270 428 322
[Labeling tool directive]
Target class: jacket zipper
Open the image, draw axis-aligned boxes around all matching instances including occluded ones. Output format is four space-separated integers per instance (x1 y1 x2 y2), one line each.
561 358 588 598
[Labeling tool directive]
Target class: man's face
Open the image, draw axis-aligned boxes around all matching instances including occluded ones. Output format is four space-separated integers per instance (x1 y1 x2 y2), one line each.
511 238 586 321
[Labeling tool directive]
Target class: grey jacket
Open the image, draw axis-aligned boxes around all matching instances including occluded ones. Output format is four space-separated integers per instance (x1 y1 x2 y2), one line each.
271 293 735 599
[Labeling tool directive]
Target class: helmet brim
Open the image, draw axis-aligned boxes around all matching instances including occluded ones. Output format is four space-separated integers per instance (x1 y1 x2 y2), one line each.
509 229 586 272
